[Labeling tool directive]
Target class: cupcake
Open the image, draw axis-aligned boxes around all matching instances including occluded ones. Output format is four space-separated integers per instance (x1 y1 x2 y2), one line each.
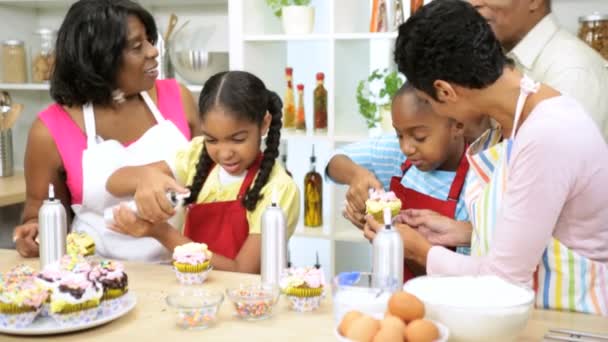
49 272 102 325
365 190 402 224
280 267 325 312
5 265 37 283
172 242 213 285
89 260 128 315
67 232 96 257
0 276 48 328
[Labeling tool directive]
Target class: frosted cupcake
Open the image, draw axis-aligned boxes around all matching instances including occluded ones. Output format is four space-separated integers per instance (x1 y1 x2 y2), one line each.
49 272 102 325
365 190 402 224
280 267 325 312
172 243 213 285
89 260 128 315
67 232 96 257
0 276 48 328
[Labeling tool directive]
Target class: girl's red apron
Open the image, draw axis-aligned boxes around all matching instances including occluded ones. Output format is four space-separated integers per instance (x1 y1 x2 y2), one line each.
183 157 262 260
389 149 469 282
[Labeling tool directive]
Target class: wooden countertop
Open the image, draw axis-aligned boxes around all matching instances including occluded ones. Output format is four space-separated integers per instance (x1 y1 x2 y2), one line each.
0 171 25 207
0 249 606 341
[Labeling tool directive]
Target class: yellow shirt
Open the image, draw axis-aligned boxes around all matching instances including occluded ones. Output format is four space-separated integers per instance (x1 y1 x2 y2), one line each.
173 137 300 237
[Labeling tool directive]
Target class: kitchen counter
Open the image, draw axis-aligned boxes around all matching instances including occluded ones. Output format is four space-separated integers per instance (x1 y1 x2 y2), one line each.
0 171 25 207
0 249 606 341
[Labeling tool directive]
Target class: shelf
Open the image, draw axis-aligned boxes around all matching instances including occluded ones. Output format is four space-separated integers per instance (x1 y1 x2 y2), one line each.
0 171 26 207
334 134 368 143
333 32 398 40
334 228 368 243
0 83 49 91
244 34 331 42
0 0 226 8
292 225 332 240
0 83 203 93
280 131 331 141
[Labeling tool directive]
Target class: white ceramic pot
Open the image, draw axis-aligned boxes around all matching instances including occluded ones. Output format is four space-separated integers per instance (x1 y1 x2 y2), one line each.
281 6 315 35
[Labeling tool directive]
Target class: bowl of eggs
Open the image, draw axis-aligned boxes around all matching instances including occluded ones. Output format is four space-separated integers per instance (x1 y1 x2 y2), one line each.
335 291 449 342
403 275 535 342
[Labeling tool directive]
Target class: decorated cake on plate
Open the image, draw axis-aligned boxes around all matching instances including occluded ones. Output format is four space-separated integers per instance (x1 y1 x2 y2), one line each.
89 260 128 315
172 242 213 285
0 275 48 328
365 189 402 224
49 272 103 326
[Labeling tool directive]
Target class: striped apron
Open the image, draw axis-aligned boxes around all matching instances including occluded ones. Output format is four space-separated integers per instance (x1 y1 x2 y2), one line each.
464 76 608 315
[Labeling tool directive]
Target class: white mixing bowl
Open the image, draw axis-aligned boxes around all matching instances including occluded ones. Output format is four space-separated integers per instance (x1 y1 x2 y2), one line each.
403 275 535 342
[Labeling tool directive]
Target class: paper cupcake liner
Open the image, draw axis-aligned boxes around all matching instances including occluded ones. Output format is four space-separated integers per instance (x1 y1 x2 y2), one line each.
99 297 126 316
51 307 99 326
103 288 127 301
173 261 210 273
174 267 211 285
51 299 100 314
286 295 322 312
282 286 323 297
39 302 50 317
0 310 40 328
0 303 38 314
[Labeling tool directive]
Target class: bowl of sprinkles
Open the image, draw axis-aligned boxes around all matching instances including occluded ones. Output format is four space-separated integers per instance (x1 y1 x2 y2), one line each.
165 287 223 330
225 283 280 321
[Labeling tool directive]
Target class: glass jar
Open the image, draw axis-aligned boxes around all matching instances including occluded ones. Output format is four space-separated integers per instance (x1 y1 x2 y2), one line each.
578 13 608 60
32 28 57 83
1 40 27 83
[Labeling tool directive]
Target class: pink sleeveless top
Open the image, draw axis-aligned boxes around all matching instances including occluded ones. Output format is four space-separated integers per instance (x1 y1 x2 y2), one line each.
39 79 191 204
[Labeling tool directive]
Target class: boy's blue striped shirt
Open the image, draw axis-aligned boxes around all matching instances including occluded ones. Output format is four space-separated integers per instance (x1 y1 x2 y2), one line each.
328 134 471 255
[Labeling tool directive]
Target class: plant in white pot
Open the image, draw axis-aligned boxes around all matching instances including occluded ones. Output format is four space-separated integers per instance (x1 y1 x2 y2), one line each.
266 0 314 35
356 68 405 137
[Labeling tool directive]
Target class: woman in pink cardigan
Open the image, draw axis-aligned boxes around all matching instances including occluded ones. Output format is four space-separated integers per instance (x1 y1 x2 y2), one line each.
365 0 608 316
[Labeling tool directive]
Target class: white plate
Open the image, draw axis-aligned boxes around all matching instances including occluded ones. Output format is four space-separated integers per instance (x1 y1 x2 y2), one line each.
0 292 136 336
334 320 450 342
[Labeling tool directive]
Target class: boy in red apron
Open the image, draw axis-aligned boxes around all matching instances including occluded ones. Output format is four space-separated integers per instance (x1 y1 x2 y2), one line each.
106 71 300 273
326 82 470 282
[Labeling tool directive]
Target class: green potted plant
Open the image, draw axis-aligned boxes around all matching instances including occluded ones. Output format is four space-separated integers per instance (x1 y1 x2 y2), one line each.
356 68 405 136
266 0 314 35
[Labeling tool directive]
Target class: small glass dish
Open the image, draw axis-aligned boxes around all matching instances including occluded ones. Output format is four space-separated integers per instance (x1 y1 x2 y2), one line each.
225 283 280 321
165 287 223 330
332 272 400 324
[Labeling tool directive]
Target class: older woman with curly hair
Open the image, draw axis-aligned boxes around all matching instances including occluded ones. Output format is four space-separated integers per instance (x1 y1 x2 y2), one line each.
13 0 200 262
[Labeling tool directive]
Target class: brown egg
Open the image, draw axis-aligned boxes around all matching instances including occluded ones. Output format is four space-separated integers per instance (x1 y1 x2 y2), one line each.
405 319 440 342
373 326 404 342
345 315 381 342
388 291 425 323
381 315 408 339
339 310 363 336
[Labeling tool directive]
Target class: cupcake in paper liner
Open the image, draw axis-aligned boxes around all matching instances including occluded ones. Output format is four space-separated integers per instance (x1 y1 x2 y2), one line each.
89 259 128 315
280 267 325 312
49 272 102 326
365 189 402 224
0 275 48 328
172 242 212 285
67 231 96 257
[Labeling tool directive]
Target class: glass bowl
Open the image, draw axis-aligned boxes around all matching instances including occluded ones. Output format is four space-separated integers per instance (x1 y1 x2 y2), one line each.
225 283 280 321
332 272 400 324
165 287 223 330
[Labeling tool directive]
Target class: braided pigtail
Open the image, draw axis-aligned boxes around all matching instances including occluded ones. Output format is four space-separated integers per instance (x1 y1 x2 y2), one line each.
242 91 283 210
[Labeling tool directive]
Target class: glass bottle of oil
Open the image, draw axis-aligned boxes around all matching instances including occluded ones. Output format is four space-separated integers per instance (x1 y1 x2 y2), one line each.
283 67 295 130
295 83 306 132
304 145 322 227
279 142 292 177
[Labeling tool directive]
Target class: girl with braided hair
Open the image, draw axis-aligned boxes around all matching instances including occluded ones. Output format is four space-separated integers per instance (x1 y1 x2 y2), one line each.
106 71 300 273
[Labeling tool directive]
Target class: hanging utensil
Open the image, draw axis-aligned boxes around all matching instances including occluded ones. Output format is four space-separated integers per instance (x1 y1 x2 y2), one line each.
164 13 178 43
0 91 11 118
2 103 23 132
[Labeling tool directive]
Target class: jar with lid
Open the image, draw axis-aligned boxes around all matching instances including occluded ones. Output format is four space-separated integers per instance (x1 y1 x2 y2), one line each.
1 40 27 83
578 13 608 60
32 28 57 83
